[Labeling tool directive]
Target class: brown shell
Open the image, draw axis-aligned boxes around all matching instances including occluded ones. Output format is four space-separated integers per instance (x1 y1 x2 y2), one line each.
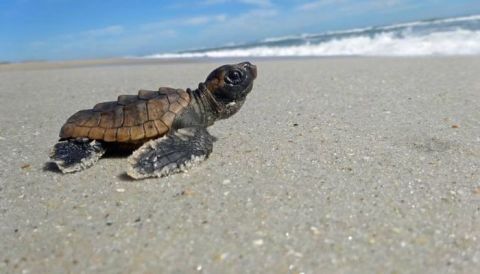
59 88 190 143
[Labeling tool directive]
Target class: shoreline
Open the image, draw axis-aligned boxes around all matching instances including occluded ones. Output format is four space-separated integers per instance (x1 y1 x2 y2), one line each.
1 55 478 71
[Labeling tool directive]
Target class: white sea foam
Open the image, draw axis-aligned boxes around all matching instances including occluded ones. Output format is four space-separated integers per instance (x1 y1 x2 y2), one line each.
146 29 480 58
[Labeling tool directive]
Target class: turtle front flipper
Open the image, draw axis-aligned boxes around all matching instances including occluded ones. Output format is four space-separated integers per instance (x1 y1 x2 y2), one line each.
127 127 214 179
50 138 106 173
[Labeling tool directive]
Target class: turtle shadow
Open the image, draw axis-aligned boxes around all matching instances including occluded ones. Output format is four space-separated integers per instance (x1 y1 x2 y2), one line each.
102 144 137 158
117 172 135 182
43 162 62 173
42 149 131 174
103 150 132 158
43 161 136 181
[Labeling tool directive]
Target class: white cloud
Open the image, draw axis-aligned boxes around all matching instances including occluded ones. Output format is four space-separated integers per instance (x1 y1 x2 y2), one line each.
29 41 47 48
57 25 124 41
80 25 124 37
240 0 273 7
193 8 281 46
140 14 227 31
296 0 409 12
296 0 345 11
184 14 227 25
203 0 273 7
338 0 416 15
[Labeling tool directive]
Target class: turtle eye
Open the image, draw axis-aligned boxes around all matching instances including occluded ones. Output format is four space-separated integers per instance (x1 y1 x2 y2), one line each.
225 70 243 85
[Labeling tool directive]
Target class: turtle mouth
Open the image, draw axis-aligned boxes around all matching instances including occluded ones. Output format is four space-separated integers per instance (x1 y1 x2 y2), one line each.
249 64 257 79
239 82 253 98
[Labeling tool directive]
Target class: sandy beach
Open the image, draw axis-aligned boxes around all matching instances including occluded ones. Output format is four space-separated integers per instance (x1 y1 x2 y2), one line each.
1 57 479 273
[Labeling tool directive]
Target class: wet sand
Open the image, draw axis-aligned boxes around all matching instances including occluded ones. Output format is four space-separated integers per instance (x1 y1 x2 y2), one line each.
0 57 479 273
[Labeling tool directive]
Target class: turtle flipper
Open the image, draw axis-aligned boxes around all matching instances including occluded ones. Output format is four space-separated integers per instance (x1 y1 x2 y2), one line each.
50 138 106 173
127 127 214 179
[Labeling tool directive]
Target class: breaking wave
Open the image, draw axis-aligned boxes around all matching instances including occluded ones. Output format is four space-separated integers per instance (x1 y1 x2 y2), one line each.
145 14 480 58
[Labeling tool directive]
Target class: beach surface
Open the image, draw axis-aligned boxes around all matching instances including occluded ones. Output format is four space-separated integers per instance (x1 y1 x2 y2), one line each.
1 57 479 273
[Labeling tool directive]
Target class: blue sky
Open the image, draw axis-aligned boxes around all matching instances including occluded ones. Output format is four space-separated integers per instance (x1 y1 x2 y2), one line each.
1 0 479 61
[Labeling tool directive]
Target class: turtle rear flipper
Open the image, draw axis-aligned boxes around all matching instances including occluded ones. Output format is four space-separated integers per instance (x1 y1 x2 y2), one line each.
50 139 106 173
127 127 214 179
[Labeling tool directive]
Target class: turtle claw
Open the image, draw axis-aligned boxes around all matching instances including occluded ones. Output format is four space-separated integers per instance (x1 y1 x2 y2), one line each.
50 139 106 173
127 127 214 179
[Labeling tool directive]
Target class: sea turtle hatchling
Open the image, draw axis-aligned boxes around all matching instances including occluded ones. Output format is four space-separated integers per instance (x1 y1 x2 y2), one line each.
50 62 257 179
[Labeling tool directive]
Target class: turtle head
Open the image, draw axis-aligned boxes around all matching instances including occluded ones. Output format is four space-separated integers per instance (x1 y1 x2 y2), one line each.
202 62 257 119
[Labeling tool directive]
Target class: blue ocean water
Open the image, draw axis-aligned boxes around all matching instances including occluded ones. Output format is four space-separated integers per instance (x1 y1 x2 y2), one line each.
146 14 480 58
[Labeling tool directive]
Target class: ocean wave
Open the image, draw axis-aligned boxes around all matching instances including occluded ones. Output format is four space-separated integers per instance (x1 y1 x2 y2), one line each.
379 14 480 31
252 14 480 46
146 29 480 58
261 33 310 43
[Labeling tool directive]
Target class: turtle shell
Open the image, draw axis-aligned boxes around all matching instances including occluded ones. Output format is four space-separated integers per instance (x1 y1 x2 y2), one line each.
59 87 191 143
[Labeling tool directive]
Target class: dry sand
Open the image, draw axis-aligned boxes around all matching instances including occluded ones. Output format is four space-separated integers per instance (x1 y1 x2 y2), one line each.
0 57 479 273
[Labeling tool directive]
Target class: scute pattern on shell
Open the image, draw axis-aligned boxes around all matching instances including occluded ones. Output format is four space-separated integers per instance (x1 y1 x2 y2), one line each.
59 88 190 143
